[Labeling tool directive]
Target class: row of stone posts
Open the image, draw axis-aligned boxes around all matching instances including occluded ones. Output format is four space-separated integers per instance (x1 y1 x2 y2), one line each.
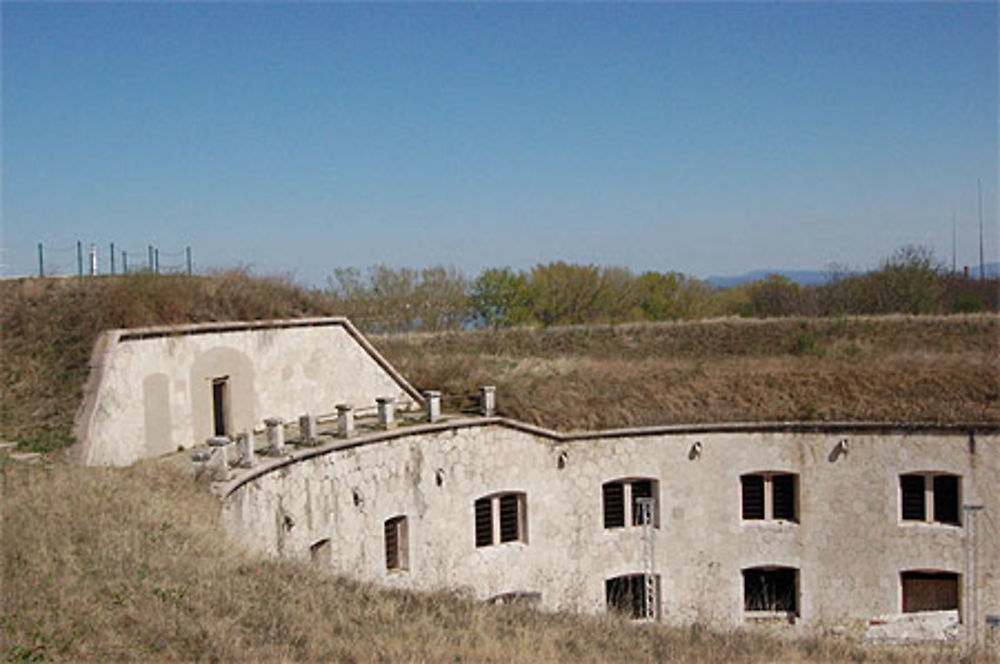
199 386 496 481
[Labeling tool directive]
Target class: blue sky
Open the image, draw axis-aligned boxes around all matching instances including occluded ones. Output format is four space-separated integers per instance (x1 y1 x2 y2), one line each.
3 2 996 286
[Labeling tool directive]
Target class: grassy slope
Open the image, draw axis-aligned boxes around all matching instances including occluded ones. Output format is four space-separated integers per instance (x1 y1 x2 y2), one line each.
1 274 998 661
2 275 997 453
0 456 975 663
373 316 1000 430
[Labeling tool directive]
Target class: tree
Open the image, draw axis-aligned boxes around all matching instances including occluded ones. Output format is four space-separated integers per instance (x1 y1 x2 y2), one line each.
469 267 532 328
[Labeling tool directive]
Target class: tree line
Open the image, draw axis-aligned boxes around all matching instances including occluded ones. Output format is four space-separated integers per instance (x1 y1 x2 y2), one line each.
324 246 998 333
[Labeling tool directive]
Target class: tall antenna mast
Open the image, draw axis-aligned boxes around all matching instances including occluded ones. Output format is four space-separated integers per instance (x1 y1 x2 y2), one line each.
978 179 985 281
952 210 957 274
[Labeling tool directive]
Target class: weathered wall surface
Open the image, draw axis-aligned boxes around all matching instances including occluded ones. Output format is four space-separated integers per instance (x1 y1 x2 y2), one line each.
221 421 998 635
74 319 421 466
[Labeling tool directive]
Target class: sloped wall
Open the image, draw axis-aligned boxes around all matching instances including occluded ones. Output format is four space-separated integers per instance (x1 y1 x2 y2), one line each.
73 318 421 466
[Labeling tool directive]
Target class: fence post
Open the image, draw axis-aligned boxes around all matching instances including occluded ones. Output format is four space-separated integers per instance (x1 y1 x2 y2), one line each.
186 246 192 276
77 241 83 276
110 242 115 275
148 245 153 271
37 243 44 277
122 250 128 274
154 248 159 274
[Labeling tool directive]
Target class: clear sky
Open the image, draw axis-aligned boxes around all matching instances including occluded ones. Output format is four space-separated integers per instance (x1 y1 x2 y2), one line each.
2 2 997 286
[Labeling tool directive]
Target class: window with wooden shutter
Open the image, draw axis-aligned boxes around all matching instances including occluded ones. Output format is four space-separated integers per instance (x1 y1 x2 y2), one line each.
741 475 766 520
474 497 493 547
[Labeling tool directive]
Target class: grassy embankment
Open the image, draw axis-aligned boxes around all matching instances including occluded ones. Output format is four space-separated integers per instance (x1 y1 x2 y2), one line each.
373 316 999 430
1 273 997 661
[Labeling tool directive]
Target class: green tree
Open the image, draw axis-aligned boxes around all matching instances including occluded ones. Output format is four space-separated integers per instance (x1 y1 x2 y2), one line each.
469 267 532 328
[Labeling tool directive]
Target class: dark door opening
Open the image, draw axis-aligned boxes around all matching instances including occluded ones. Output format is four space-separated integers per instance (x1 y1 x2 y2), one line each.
212 377 229 437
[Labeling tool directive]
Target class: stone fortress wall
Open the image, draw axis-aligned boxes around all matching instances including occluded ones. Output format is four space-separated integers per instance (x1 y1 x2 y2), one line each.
70 317 998 641
220 416 998 640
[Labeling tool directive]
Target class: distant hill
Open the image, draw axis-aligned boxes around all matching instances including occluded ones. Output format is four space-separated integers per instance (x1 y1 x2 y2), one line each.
707 262 1000 288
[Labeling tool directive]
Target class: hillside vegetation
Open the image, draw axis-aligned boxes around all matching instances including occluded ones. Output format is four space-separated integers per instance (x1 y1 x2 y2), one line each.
1 271 997 662
372 315 999 430
1 272 997 452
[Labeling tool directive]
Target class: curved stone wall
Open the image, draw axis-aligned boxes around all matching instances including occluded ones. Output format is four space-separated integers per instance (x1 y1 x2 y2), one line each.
220 419 999 634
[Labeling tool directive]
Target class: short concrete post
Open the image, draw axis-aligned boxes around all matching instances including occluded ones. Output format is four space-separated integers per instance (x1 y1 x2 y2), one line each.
377 397 396 430
480 385 496 417
236 430 256 468
299 413 317 445
425 390 441 423
265 417 285 455
207 436 231 481
336 404 355 438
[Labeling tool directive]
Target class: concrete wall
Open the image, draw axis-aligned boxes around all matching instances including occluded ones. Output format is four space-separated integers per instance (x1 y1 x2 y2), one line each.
221 420 998 637
73 318 421 466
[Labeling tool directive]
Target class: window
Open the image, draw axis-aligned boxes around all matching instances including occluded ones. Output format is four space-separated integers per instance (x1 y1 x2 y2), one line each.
384 515 408 571
900 473 961 526
901 571 959 613
606 574 660 620
741 473 797 523
743 567 798 615
474 492 527 547
603 478 659 529
212 377 230 437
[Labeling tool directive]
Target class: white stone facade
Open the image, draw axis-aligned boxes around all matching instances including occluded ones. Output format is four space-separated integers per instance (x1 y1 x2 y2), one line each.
72 318 421 466
220 418 998 639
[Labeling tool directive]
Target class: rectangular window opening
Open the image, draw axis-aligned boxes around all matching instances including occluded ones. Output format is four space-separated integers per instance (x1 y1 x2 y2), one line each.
900 473 961 526
605 574 659 620
901 571 959 613
384 516 408 571
743 567 798 614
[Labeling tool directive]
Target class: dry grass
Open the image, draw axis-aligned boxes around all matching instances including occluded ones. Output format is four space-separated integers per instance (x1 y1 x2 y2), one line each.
372 315 1000 429
2 456 990 663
